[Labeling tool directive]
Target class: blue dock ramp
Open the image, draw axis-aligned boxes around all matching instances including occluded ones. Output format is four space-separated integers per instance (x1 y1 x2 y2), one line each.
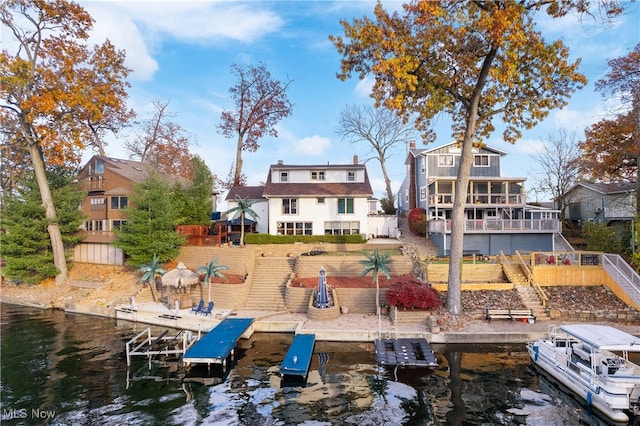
280 333 316 379
183 317 254 367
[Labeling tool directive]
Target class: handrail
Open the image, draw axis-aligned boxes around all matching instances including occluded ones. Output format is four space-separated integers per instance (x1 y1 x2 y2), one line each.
514 251 548 308
603 254 640 309
500 250 548 308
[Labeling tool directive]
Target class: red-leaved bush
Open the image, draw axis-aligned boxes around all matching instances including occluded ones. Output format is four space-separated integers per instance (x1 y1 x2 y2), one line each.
408 208 427 236
386 279 441 309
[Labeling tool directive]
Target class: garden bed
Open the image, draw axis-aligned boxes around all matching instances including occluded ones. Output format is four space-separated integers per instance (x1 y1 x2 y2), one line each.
290 274 415 289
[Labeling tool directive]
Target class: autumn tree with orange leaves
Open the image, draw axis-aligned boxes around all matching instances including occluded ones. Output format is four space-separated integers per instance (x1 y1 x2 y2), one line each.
331 0 621 315
579 43 639 211
1 0 133 284
217 63 293 187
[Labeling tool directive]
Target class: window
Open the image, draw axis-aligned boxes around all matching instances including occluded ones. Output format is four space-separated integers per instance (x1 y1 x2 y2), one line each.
311 171 325 181
474 155 489 167
277 221 312 235
280 171 289 182
317 197 325 204
420 157 426 173
282 198 297 214
110 196 128 210
420 187 427 200
89 159 104 175
347 171 355 182
90 197 105 211
338 198 354 214
112 220 127 230
438 154 454 166
85 220 104 231
324 221 360 235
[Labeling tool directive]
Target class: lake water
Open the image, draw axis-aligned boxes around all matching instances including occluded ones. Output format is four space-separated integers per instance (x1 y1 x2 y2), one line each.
0 303 630 425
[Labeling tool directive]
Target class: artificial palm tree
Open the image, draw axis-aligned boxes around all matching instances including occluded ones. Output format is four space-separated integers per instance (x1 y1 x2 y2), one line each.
197 257 228 303
224 195 260 247
360 249 392 336
139 253 166 284
139 253 166 302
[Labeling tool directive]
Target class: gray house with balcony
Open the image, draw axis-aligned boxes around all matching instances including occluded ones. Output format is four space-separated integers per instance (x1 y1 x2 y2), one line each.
398 142 561 256
563 181 636 241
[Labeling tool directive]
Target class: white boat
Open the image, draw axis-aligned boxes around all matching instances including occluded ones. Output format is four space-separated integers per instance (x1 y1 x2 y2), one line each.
527 324 640 423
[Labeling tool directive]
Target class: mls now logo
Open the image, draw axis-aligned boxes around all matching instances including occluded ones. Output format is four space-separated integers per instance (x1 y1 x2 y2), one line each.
2 408 28 420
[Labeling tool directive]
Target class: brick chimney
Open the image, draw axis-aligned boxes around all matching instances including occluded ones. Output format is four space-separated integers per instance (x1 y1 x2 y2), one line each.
409 141 416 149
353 154 358 164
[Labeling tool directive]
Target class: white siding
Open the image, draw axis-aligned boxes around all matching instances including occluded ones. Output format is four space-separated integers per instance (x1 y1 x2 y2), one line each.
268 196 370 236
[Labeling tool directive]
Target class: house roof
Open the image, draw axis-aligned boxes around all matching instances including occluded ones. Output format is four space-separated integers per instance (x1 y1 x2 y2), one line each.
96 156 151 182
225 185 265 201
80 155 185 186
404 141 507 164
566 181 637 196
262 162 374 197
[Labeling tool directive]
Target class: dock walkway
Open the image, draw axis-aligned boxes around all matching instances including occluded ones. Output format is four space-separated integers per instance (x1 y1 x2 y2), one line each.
280 333 316 380
183 317 254 368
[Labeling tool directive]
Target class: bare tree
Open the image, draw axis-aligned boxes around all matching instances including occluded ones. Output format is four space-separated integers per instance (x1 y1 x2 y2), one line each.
336 104 415 213
530 128 582 220
217 63 293 186
125 99 196 178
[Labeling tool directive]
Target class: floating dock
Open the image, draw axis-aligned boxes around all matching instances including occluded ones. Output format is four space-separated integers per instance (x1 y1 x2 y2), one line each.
280 333 316 380
375 338 438 368
183 317 254 368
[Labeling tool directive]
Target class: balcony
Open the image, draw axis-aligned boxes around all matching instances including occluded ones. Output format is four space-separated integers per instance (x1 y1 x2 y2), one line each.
81 175 105 192
428 218 561 234
429 193 525 206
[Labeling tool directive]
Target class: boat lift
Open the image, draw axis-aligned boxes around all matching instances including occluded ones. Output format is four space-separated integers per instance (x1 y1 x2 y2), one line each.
125 326 199 367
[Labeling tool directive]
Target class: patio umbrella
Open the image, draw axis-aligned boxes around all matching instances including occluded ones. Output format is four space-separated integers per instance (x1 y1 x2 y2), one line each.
316 266 330 308
161 262 199 290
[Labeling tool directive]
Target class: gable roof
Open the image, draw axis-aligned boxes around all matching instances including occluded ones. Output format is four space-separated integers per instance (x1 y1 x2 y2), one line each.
225 185 265 201
262 162 373 197
566 181 637 196
80 155 185 186
404 141 507 164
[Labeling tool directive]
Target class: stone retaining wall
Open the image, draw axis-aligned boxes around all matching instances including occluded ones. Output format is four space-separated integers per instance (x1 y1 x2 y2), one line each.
548 308 640 322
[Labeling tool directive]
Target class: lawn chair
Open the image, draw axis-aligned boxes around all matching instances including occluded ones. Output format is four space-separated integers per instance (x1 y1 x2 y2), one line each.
200 301 214 317
191 299 204 314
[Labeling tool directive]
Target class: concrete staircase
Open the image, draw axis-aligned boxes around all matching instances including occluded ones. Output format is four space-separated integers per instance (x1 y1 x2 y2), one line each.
516 286 549 321
243 257 294 310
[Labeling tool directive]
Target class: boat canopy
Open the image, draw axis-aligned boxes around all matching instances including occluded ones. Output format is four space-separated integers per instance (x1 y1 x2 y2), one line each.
560 324 640 352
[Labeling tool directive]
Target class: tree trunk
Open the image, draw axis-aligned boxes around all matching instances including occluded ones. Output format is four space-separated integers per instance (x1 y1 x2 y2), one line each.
379 156 395 209
446 47 497 315
239 211 245 247
29 143 68 285
234 133 244 185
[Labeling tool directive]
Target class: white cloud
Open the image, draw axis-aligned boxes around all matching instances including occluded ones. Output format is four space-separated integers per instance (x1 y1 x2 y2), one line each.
81 1 284 81
294 135 331 156
354 76 374 98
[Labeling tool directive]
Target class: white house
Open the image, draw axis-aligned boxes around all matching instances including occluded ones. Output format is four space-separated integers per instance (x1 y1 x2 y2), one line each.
225 157 398 238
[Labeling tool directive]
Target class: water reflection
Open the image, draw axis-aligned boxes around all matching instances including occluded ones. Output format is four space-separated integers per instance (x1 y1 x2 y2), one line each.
0 304 634 425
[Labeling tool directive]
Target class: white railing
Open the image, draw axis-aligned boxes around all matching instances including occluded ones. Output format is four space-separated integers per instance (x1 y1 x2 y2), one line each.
428 219 561 234
603 254 640 308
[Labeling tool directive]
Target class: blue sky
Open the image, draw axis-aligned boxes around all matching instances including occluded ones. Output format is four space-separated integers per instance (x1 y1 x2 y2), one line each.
18 1 640 204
